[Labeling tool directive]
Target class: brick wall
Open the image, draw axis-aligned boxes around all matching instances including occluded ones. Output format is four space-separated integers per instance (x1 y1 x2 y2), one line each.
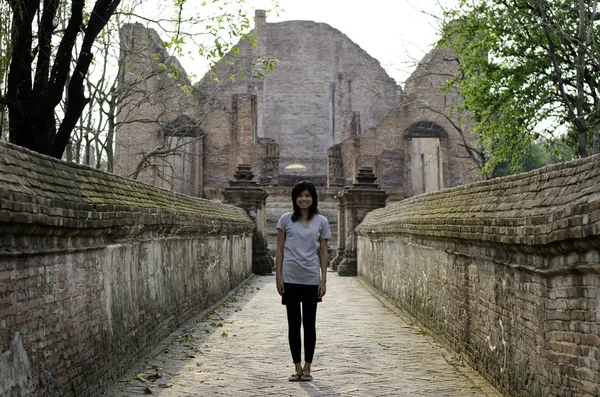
357 46 479 198
357 154 600 397
0 141 254 396
196 19 401 184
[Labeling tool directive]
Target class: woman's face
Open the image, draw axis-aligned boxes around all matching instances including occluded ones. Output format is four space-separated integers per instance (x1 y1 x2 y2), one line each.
296 189 313 210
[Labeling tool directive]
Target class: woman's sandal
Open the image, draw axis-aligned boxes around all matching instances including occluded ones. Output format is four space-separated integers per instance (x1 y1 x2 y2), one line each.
300 373 313 381
288 373 302 382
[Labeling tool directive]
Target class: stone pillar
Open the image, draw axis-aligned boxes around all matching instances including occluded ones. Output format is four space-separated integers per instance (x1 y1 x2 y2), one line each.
231 94 257 177
223 164 273 275
330 196 346 270
337 167 388 276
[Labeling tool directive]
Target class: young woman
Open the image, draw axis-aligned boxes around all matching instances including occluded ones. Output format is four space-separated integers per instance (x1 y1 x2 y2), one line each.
276 180 331 382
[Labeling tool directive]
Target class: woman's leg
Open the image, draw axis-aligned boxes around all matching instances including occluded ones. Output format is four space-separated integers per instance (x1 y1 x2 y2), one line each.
302 302 318 367
285 303 302 370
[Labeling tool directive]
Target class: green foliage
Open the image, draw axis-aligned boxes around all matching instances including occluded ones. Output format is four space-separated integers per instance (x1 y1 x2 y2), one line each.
440 0 600 173
161 0 279 71
254 56 279 79
492 142 553 177
0 0 280 162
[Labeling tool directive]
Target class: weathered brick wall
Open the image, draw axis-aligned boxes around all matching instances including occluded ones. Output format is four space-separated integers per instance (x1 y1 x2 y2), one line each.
0 141 254 396
116 23 209 198
357 46 478 199
197 17 402 183
357 155 600 397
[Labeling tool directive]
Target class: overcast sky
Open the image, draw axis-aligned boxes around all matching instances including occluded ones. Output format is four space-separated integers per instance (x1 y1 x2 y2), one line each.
143 0 458 86
260 0 457 84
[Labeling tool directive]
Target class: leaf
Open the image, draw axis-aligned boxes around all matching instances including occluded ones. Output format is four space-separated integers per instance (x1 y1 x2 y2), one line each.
440 0 598 167
137 373 148 382
221 332 228 337
146 373 161 382
143 386 153 394
170 64 179 80
179 333 195 342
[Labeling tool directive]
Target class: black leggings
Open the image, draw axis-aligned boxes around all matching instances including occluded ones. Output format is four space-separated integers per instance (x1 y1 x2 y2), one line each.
285 302 318 364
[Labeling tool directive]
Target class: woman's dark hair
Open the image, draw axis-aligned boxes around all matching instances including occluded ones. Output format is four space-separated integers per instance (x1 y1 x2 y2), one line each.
291 180 319 222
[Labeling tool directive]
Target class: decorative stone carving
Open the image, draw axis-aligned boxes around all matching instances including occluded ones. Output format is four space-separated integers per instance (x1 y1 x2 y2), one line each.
223 164 274 274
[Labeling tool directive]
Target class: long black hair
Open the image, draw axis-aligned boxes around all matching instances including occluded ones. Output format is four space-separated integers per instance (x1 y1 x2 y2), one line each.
291 180 319 222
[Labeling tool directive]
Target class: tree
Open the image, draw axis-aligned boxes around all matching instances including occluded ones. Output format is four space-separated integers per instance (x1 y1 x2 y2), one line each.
3 0 121 158
0 0 278 161
439 0 600 174
71 1 277 174
0 1 10 141
112 5 279 182
492 142 553 177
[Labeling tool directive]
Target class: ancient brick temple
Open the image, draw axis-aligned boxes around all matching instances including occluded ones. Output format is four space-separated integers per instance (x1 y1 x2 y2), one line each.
114 11 480 248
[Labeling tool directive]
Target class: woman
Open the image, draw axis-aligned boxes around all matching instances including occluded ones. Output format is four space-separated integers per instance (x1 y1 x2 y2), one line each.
276 180 331 382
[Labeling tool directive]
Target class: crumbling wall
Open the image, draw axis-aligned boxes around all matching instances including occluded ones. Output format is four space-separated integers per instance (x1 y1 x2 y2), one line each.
116 23 204 196
343 46 478 199
196 16 401 184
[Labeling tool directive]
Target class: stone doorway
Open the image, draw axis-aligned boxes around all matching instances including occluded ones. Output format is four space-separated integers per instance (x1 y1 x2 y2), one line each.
411 137 443 195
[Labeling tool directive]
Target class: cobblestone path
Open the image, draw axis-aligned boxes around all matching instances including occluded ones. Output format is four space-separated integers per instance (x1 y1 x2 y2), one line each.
105 272 501 397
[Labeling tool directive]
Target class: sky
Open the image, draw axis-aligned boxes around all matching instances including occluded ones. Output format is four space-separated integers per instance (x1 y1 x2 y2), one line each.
260 0 457 84
140 0 459 86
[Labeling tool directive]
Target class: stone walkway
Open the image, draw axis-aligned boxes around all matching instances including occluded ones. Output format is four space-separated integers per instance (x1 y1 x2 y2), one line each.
104 272 502 397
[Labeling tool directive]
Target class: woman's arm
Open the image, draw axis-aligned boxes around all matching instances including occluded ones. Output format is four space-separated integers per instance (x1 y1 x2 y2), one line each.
318 239 328 298
275 228 286 296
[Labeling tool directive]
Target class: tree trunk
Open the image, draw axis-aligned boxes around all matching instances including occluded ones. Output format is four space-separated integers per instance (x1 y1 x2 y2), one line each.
106 95 116 173
6 0 121 159
7 0 38 151
576 0 588 157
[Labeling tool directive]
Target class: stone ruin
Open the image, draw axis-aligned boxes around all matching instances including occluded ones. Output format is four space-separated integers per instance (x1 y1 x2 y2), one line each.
114 10 480 250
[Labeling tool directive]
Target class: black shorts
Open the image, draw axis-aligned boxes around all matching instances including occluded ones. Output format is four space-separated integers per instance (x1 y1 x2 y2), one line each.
281 283 322 305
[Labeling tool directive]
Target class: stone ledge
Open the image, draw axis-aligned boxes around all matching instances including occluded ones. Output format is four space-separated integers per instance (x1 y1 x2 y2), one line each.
0 141 253 246
357 154 600 248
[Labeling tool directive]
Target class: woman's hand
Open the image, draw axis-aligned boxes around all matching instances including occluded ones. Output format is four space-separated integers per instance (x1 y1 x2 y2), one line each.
318 280 326 298
276 277 284 296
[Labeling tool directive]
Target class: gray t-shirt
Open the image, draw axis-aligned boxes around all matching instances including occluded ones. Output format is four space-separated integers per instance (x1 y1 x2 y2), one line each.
277 212 331 285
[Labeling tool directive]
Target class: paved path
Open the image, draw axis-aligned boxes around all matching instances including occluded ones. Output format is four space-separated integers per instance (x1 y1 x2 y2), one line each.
105 272 501 397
